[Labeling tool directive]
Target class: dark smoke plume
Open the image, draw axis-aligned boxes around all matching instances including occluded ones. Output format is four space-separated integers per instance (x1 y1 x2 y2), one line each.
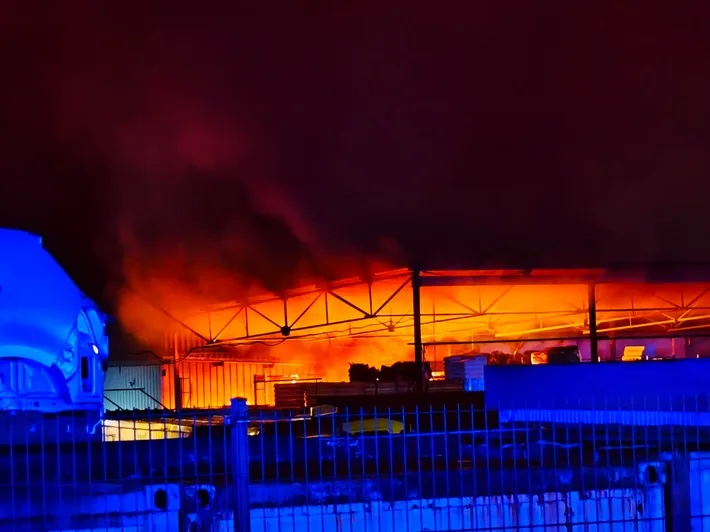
1 1 710 320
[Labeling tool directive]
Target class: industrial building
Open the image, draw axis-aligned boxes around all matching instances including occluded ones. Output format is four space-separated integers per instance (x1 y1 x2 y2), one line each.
105 266 710 411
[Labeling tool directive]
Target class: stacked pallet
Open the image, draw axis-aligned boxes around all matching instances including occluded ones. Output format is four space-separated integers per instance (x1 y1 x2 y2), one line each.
274 380 465 407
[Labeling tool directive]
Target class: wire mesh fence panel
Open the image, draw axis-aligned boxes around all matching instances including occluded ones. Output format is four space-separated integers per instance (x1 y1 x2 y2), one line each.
0 408 233 531
243 398 676 532
4 389 710 531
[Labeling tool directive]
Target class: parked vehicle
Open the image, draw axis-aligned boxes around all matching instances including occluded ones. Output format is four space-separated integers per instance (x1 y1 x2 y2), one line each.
0 230 108 430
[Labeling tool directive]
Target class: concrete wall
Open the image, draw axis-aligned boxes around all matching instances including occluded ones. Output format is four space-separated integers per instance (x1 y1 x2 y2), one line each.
13 452 710 530
244 490 665 532
1 481 667 531
1 484 181 531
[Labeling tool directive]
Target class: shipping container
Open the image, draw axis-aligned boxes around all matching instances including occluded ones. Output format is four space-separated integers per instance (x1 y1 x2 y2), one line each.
161 360 316 408
444 355 486 378
103 365 165 411
444 355 487 392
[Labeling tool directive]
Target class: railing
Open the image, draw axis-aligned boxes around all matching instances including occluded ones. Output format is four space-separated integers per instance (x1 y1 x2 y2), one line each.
1 393 710 530
104 387 169 410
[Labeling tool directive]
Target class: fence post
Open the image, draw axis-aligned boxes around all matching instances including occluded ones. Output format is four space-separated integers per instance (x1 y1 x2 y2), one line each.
231 397 250 532
666 451 691 531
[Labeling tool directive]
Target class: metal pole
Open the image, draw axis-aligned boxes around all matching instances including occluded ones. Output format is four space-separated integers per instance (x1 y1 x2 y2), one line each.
231 397 250 532
412 269 424 392
588 283 599 363
173 333 182 410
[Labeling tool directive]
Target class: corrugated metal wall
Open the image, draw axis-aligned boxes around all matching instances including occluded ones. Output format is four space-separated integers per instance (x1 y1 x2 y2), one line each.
161 361 312 408
103 365 165 411
105 360 316 410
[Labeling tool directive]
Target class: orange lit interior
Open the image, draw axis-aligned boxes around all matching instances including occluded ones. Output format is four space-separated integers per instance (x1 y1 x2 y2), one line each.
116 269 710 407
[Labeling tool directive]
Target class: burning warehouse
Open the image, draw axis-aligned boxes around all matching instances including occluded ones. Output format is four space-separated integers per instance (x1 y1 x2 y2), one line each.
106 267 710 410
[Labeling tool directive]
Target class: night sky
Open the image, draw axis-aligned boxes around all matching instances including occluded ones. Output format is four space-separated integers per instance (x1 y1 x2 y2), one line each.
2 2 710 311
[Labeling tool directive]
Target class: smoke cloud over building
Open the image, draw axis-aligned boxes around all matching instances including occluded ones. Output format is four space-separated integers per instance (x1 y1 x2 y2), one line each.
2 1 710 338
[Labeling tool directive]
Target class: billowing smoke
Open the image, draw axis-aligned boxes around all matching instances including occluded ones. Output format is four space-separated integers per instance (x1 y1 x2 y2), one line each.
2 1 710 354
0 5 395 328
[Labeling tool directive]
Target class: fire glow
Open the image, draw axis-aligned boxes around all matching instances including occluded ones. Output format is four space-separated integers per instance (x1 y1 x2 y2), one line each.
117 267 710 385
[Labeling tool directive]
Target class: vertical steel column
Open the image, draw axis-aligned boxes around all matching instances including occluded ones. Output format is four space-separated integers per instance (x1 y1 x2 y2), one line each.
173 333 183 410
231 397 250 532
588 283 599 363
412 269 424 392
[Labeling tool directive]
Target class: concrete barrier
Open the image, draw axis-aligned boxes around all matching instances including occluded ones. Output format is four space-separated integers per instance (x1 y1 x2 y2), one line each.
0 478 670 530
0 484 180 531
243 489 665 532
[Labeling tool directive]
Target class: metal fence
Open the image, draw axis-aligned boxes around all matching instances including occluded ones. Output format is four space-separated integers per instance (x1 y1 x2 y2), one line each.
2 393 710 531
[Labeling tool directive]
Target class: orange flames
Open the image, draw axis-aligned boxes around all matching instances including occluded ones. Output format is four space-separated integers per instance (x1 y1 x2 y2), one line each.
116 263 710 386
